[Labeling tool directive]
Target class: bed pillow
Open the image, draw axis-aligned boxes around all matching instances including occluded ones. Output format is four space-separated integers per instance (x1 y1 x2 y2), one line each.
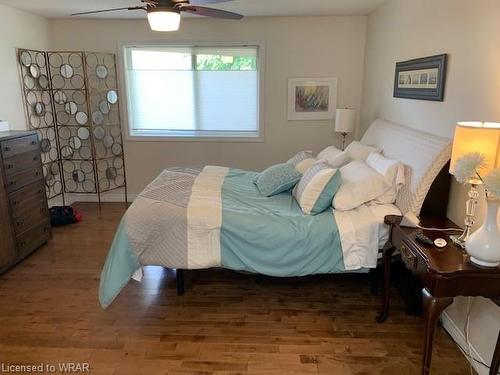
333 160 391 211
317 146 351 168
293 162 342 215
287 151 316 173
366 152 406 204
255 163 302 197
345 141 381 161
317 145 342 160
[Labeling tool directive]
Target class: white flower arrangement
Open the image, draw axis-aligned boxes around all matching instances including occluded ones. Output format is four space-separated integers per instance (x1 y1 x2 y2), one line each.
452 152 485 183
453 152 500 199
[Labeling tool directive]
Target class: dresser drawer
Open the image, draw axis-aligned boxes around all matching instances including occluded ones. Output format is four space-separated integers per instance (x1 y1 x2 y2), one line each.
3 150 41 176
4 166 43 192
12 202 49 236
16 222 50 259
9 181 46 208
1 134 38 159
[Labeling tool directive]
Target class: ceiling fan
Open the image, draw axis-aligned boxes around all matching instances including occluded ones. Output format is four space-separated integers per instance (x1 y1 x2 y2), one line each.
71 0 243 32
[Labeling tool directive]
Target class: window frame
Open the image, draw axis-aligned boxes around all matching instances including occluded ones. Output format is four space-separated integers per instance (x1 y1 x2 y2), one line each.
119 41 265 143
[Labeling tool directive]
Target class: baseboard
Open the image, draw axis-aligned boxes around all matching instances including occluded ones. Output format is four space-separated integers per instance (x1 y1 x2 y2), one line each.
49 193 137 205
441 311 489 375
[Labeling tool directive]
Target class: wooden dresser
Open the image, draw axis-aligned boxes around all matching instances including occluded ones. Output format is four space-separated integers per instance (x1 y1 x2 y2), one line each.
0 130 50 273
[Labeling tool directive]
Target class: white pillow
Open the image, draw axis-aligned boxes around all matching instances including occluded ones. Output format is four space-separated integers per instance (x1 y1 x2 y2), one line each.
345 141 381 161
317 145 342 160
366 152 406 204
317 146 351 168
333 160 391 211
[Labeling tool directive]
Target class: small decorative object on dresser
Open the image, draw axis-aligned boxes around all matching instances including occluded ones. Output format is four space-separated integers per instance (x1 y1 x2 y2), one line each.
0 121 9 132
0 130 50 273
334 108 356 150
393 54 447 101
287 77 338 121
449 121 500 267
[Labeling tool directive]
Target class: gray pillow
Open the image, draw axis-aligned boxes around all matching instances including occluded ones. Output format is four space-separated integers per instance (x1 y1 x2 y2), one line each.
255 163 302 197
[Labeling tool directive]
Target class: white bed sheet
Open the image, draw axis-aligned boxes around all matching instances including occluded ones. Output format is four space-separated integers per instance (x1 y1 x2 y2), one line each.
334 203 401 270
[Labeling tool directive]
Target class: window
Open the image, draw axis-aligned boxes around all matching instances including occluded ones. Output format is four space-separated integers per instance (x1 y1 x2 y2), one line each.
123 44 261 139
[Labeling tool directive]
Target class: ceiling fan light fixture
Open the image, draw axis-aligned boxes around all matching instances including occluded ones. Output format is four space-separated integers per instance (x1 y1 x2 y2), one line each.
147 9 181 32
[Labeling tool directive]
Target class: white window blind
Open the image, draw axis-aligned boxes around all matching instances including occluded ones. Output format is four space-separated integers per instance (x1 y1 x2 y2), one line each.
124 45 260 138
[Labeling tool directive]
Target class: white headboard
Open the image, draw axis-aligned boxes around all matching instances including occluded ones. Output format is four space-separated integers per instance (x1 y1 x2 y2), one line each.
361 119 452 215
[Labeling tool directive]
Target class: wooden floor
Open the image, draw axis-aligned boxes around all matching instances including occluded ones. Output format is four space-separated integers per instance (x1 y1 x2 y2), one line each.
0 202 470 375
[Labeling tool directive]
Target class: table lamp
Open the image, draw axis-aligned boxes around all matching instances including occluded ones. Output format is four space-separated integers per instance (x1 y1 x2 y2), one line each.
449 121 500 267
335 108 356 150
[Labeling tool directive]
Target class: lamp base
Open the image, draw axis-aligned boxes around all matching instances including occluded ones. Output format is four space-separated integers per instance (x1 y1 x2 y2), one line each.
465 198 500 269
470 256 500 268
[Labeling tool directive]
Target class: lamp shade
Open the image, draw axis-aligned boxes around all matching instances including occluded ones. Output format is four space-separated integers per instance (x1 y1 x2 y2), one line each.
147 10 181 32
450 122 500 176
335 108 356 133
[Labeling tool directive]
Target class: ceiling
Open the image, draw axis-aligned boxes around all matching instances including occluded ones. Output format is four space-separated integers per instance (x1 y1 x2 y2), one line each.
0 0 386 19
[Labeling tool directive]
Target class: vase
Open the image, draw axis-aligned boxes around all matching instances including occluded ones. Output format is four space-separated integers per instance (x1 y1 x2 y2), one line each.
465 197 500 267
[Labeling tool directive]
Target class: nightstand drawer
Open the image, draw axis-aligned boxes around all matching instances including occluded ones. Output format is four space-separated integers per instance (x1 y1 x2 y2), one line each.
400 241 421 275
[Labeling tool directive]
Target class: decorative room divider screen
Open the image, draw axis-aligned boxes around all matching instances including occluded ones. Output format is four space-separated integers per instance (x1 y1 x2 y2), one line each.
17 49 127 206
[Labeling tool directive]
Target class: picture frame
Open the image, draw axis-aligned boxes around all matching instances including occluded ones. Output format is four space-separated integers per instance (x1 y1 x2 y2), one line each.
288 78 338 121
393 54 447 101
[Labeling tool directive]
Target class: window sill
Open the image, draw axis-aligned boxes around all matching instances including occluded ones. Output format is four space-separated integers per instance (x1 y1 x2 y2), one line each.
126 131 264 143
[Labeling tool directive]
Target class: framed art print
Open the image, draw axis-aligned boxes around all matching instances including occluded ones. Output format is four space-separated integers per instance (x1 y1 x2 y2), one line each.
288 78 338 121
394 54 447 101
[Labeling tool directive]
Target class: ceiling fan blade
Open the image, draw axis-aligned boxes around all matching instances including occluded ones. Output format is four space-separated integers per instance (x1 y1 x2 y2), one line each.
172 0 233 4
180 5 243 19
71 6 146 16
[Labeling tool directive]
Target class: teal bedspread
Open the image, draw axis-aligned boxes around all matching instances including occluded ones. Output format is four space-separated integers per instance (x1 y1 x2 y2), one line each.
100 167 346 308
221 169 345 276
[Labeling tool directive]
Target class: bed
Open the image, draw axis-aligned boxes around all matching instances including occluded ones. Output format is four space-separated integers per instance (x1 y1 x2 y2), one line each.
99 119 452 308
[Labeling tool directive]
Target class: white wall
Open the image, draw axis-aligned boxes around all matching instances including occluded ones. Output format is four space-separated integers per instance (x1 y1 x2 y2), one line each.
361 0 500 373
0 5 51 130
50 16 367 195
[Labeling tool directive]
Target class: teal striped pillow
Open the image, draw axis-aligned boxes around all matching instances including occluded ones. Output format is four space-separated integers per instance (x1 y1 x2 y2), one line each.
293 162 342 215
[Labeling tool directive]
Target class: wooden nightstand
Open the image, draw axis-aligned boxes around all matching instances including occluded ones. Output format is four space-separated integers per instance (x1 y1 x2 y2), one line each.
379 215 500 375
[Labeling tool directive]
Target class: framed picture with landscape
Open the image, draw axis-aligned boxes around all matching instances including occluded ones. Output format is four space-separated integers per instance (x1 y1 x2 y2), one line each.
394 54 447 101
288 77 338 121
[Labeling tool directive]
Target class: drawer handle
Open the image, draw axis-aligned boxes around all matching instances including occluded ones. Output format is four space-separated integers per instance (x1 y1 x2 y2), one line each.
401 245 418 269
13 200 18 206
35 171 40 176
33 156 39 161
9 181 16 186
4 146 11 152
17 220 24 227
401 245 414 259
43 227 49 233
37 188 44 194
30 141 36 146
7 164 13 169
